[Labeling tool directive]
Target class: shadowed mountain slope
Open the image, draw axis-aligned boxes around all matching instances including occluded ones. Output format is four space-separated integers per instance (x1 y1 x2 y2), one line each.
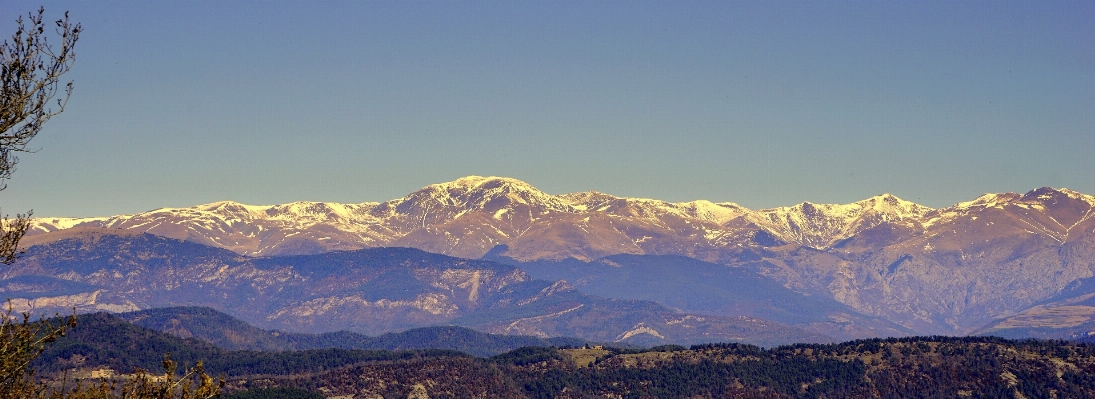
488 253 912 340
117 306 588 357
6 231 828 347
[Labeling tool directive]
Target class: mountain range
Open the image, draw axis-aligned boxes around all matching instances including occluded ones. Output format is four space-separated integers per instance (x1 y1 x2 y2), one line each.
17 176 1095 340
28 176 943 261
4 231 829 346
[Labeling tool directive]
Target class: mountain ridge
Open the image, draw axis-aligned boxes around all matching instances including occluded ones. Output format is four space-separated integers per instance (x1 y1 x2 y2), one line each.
116 306 591 356
20 176 1095 337
32 175 1071 258
6 231 831 347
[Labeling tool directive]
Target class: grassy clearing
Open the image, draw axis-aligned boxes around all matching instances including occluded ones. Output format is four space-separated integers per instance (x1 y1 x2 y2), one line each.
560 348 611 368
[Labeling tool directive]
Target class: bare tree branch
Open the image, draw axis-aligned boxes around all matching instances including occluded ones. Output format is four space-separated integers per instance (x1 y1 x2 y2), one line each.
0 7 80 264
1 7 80 187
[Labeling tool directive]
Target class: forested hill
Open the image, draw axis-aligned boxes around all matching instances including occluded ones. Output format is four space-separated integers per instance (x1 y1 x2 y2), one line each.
33 313 1095 398
116 306 588 356
38 309 589 370
32 312 470 377
276 336 1095 398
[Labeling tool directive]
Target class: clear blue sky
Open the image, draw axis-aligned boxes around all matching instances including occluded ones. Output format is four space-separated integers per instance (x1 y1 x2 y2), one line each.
3 1 1093 216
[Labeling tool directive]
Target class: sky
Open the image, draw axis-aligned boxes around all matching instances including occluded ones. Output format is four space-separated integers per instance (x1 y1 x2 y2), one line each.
1 1 1092 217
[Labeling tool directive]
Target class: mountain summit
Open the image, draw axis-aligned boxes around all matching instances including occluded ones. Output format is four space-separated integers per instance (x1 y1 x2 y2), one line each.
746 193 933 249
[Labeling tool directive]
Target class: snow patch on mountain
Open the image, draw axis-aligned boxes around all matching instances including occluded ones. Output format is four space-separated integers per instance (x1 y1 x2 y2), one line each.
27 216 113 233
746 194 933 249
614 322 665 341
1054 188 1095 207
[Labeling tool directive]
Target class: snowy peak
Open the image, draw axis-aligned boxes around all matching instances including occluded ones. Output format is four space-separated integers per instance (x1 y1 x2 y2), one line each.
950 192 1022 211
943 188 1094 216
948 187 1094 213
264 201 378 222
145 200 379 227
676 200 749 224
421 176 548 201
26 216 113 234
920 187 1095 245
380 176 578 217
558 191 621 211
557 191 748 224
747 194 932 249
853 194 934 220
1019 187 1095 208
1055 188 1095 207
194 200 265 214
1013 188 1095 236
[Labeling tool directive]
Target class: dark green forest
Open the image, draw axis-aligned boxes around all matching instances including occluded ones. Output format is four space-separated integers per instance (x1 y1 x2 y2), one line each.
33 313 1095 398
36 312 470 377
498 338 1095 398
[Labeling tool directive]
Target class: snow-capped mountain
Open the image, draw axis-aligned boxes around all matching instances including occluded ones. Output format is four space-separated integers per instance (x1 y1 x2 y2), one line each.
27 176 916 259
745 194 933 249
776 186 1095 335
24 177 1095 337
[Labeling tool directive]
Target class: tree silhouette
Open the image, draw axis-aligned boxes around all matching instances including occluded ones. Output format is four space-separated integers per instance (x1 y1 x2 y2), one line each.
0 6 80 264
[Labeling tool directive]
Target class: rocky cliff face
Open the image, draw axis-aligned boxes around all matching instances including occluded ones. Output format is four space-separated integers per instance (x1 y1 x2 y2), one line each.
24 177 1095 337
